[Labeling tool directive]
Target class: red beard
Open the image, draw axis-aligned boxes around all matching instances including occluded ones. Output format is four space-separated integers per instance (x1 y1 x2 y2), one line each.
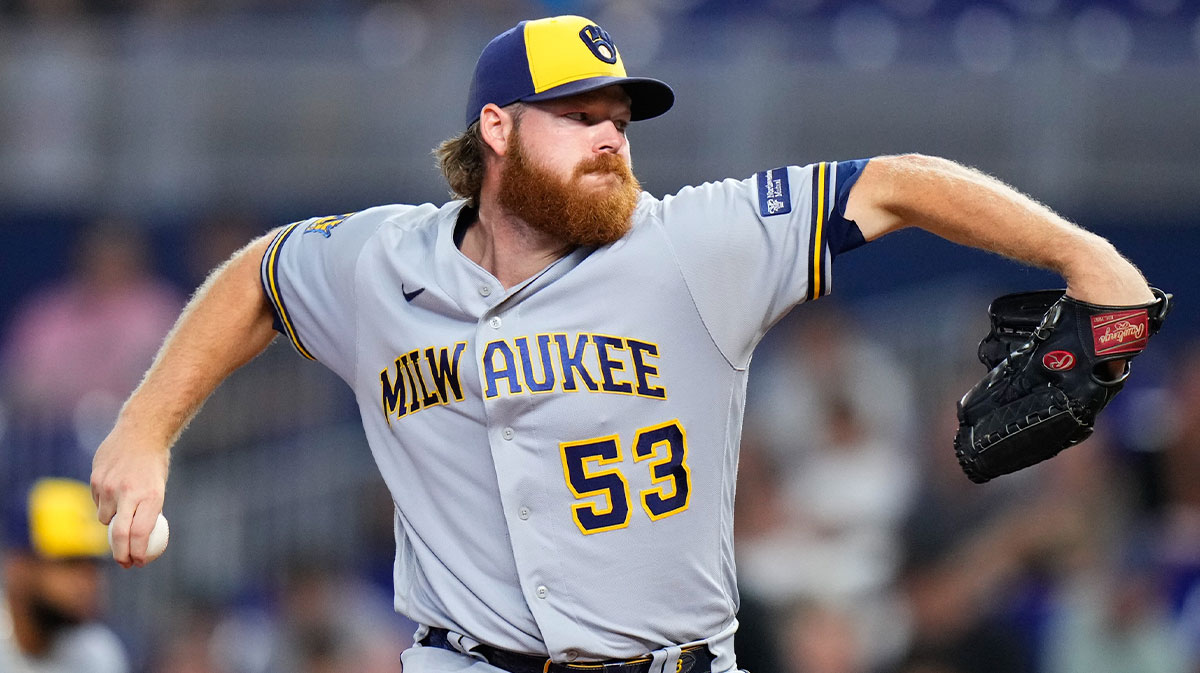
497 127 642 248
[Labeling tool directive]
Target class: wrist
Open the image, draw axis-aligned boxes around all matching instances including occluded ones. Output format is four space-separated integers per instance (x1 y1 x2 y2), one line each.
1062 237 1151 306
115 399 180 455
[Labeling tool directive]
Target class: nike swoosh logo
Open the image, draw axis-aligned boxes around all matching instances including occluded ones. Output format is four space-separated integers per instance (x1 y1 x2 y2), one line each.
402 284 424 303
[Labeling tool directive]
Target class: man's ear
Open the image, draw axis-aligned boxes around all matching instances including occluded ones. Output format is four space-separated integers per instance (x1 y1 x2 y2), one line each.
479 103 516 157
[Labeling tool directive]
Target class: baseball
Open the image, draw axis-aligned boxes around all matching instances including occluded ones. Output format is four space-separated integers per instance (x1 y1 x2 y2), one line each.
108 512 169 562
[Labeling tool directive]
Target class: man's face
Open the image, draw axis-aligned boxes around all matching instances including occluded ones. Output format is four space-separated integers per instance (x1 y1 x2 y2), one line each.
31 557 103 624
4 554 104 637
496 86 642 247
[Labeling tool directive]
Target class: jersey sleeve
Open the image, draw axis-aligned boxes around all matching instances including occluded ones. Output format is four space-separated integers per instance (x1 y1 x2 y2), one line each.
260 210 383 378
657 159 868 366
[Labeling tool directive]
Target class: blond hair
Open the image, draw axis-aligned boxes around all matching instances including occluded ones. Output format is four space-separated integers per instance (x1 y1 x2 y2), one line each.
434 121 486 208
434 105 524 208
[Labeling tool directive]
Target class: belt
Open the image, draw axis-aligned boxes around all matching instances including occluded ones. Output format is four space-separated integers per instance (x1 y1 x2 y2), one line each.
419 628 714 673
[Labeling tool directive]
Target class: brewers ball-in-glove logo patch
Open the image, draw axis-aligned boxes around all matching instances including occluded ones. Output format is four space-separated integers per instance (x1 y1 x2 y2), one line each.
579 24 619 64
303 212 356 239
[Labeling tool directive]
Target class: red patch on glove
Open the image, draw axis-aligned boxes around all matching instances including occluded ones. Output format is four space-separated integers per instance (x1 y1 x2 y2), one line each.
1091 309 1150 356
1042 351 1076 371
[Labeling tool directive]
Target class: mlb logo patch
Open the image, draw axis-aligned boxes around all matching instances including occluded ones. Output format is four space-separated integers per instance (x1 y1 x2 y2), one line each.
757 168 791 217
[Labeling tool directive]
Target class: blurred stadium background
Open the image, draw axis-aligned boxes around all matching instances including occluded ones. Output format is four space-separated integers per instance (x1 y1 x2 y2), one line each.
2 0 1199 672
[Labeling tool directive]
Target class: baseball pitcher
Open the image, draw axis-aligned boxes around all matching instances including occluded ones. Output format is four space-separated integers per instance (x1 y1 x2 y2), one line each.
91 15 1166 673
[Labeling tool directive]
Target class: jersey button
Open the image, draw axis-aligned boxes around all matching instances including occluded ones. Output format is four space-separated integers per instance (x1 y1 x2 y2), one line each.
564 650 579 662
489 316 502 329
536 586 548 599
502 427 515 440
518 507 530 520
479 285 492 297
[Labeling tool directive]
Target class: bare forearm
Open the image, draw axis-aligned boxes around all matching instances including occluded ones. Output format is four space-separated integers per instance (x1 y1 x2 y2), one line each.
94 232 280 566
846 154 1152 305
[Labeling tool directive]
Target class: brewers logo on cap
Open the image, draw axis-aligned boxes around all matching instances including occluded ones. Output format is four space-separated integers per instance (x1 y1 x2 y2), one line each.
465 15 674 126
579 24 618 64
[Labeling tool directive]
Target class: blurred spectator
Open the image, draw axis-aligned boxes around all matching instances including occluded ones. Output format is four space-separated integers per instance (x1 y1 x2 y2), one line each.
1031 398 1190 673
1042 549 1189 673
778 599 865 673
1 217 182 420
0 218 183 501
258 561 409 673
778 393 916 595
1159 341 1200 669
748 303 917 467
0 477 130 672
893 379 1048 673
734 431 789 673
739 305 917 670
188 559 410 673
895 381 1192 673
896 501 1044 673
147 602 231 673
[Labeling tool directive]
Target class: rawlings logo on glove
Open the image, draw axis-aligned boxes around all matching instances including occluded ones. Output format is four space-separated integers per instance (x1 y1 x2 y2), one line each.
1092 310 1149 354
953 287 1172 484
1042 351 1075 371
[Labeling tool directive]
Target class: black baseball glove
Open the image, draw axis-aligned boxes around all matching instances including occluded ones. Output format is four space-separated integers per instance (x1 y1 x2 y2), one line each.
954 287 1172 483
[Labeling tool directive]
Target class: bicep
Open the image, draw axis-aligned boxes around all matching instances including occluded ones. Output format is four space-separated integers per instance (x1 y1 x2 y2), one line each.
842 154 917 241
200 230 279 332
175 231 281 367
242 231 284 342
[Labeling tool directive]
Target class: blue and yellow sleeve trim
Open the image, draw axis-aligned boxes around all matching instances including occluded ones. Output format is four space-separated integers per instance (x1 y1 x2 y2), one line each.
261 221 317 361
806 159 869 301
807 162 831 301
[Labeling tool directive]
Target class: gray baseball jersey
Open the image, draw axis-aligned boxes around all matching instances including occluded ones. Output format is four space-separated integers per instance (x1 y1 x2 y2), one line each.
0 593 129 673
259 160 868 670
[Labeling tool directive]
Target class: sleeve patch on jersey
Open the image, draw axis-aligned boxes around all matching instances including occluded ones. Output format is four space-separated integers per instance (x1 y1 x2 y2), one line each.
756 168 791 217
303 212 356 239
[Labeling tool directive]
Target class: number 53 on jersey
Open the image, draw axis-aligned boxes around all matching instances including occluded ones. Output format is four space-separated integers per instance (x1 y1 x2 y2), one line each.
559 419 692 535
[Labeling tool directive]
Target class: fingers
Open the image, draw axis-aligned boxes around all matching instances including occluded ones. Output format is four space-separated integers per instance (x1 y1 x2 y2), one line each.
91 442 123 527
127 502 162 567
1101 358 1130 382
107 506 136 569
106 498 164 568
90 436 168 568
94 482 118 526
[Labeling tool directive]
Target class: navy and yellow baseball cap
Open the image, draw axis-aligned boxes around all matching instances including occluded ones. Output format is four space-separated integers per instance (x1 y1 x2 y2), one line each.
2 478 110 559
465 15 675 127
